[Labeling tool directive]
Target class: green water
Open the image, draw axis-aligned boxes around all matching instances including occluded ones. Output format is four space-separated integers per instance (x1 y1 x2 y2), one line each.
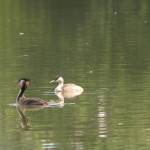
0 0 150 149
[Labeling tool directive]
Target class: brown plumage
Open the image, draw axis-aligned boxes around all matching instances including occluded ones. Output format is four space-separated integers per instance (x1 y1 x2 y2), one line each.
16 78 48 105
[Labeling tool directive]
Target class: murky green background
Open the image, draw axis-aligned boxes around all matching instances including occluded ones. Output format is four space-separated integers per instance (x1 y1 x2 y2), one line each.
1 0 150 149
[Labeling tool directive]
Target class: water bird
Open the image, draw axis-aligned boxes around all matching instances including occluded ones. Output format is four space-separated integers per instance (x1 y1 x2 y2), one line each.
16 78 48 105
50 76 84 93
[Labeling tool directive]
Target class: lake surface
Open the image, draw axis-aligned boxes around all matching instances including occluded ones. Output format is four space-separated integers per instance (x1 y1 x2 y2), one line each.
1 0 150 149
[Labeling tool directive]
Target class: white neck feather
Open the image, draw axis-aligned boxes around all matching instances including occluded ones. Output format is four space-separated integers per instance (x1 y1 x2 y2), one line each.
55 82 64 92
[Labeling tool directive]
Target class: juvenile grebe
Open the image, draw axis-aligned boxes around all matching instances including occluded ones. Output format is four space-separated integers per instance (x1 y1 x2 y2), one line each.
50 76 84 92
16 78 48 105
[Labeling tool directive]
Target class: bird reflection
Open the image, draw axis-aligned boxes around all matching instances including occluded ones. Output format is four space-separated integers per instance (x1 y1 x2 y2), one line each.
55 89 83 99
16 88 83 128
50 90 83 107
49 92 64 108
16 105 45 128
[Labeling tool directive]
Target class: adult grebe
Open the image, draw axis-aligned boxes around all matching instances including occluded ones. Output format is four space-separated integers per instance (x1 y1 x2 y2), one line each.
49 76 84 92
16 78 48 105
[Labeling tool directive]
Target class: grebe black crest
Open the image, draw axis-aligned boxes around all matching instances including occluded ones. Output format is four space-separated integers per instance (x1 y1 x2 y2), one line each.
50 76 84 92
54 76 60 81
18 78 30 82
16 78 48 105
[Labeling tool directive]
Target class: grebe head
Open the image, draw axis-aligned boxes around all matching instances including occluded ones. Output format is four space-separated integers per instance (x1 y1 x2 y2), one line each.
17 78 30 88
50 76 64 84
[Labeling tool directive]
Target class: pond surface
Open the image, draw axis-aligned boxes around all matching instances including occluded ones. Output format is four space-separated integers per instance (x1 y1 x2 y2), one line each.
1 0 150 149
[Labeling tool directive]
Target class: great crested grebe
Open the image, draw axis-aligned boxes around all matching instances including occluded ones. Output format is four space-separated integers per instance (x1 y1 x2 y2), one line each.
50 76 84 92
16 78 48 105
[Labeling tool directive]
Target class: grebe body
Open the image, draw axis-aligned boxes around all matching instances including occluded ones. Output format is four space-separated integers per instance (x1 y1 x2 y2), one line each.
16 78 48 105
50 76 84 92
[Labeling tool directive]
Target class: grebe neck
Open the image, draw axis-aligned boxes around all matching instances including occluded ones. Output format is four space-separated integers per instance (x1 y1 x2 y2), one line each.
17 84 26 102
55 82 64 92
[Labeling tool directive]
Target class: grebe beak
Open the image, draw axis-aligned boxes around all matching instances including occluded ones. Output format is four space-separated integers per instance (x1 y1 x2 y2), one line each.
17 84 20 88
49 80 55 83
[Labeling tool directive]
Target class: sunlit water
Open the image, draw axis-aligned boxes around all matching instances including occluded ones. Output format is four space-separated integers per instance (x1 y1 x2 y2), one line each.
0 0 150 150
